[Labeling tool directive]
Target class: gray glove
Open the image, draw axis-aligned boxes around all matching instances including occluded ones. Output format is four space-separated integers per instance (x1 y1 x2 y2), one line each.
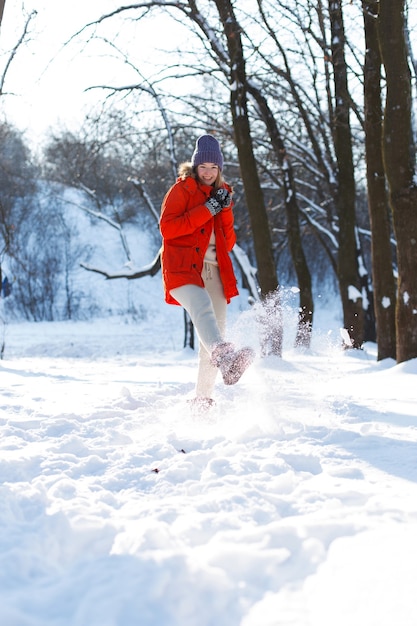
205 196 223 216
214 187 232 208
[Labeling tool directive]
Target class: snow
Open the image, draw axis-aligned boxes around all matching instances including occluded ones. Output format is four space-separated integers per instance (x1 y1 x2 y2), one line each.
1 263 417 625
347 284 362 303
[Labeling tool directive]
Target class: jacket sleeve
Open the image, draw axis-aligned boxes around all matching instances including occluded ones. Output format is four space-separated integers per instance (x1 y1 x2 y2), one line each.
218 202 236 252
160 183 212 240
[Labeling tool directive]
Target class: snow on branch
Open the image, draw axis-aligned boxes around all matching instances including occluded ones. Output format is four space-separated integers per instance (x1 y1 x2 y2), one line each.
80 249 161 280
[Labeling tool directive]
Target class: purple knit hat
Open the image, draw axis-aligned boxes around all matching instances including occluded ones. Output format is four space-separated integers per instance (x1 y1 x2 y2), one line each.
191 134 224 170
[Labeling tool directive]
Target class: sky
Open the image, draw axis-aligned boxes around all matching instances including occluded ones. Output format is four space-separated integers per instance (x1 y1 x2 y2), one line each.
0 0 181 142
1 194 417 625
1 1 104 137
1 1 416 146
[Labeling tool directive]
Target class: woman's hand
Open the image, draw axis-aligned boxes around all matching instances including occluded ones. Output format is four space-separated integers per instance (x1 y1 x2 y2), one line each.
213 188 232 208
205 196 223 216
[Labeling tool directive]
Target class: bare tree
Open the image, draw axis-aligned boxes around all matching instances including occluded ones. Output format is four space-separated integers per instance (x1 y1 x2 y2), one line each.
211 0 282 354
1 8 37 297
362 0 396 361
328 0 364 348
0 9 37 94
245 0 371 347
7 196 81 321
377 0 417 363
250 1 316 346
211 0 277 294
0 121 38 277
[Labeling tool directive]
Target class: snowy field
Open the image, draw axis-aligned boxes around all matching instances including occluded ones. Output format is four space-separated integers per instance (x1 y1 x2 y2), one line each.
1 279 417 626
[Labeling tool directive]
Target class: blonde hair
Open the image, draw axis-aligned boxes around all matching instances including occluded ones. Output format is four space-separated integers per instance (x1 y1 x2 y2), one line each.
178 161 225 190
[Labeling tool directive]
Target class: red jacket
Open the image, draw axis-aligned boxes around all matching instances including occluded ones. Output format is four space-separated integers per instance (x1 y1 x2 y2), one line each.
160 175 239 305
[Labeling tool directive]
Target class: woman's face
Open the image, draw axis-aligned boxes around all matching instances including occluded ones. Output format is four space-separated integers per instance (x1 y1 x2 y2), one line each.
196 163 219 186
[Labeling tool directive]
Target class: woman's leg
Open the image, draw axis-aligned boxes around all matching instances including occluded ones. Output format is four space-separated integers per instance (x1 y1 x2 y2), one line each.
196 264 227 398
170 264 227 398
170 281 223 351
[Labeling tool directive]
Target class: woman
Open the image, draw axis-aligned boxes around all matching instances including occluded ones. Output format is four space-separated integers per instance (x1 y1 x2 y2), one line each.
160 134 254 410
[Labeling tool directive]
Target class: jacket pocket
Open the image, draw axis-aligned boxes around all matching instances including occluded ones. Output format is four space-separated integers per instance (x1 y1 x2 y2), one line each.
163 245 195 273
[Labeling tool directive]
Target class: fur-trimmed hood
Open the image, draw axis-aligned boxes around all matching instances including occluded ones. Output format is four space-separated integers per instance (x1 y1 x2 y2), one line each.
178 162 195 180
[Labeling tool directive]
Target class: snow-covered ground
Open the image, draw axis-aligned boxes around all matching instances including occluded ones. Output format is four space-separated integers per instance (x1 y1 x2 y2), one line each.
1 278 417 626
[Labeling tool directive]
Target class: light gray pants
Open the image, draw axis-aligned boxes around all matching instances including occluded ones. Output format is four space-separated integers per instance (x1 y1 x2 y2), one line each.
170 263 227 399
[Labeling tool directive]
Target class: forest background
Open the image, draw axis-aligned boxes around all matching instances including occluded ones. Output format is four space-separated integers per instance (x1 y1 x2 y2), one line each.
0 0 416 363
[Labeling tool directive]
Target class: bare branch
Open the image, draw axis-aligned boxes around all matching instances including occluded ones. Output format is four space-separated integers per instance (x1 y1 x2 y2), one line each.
80 249 161 280
129 178 160 222
70 2 190 40
0 10 37 95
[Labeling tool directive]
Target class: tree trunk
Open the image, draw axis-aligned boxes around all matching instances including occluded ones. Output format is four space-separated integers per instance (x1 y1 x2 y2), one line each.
0 1 5 29
329 0 364 349
377 0 417 363
214 0 281 354
215 2 277 297
362 0 396 360
284 159 314 348
247 85 314 348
